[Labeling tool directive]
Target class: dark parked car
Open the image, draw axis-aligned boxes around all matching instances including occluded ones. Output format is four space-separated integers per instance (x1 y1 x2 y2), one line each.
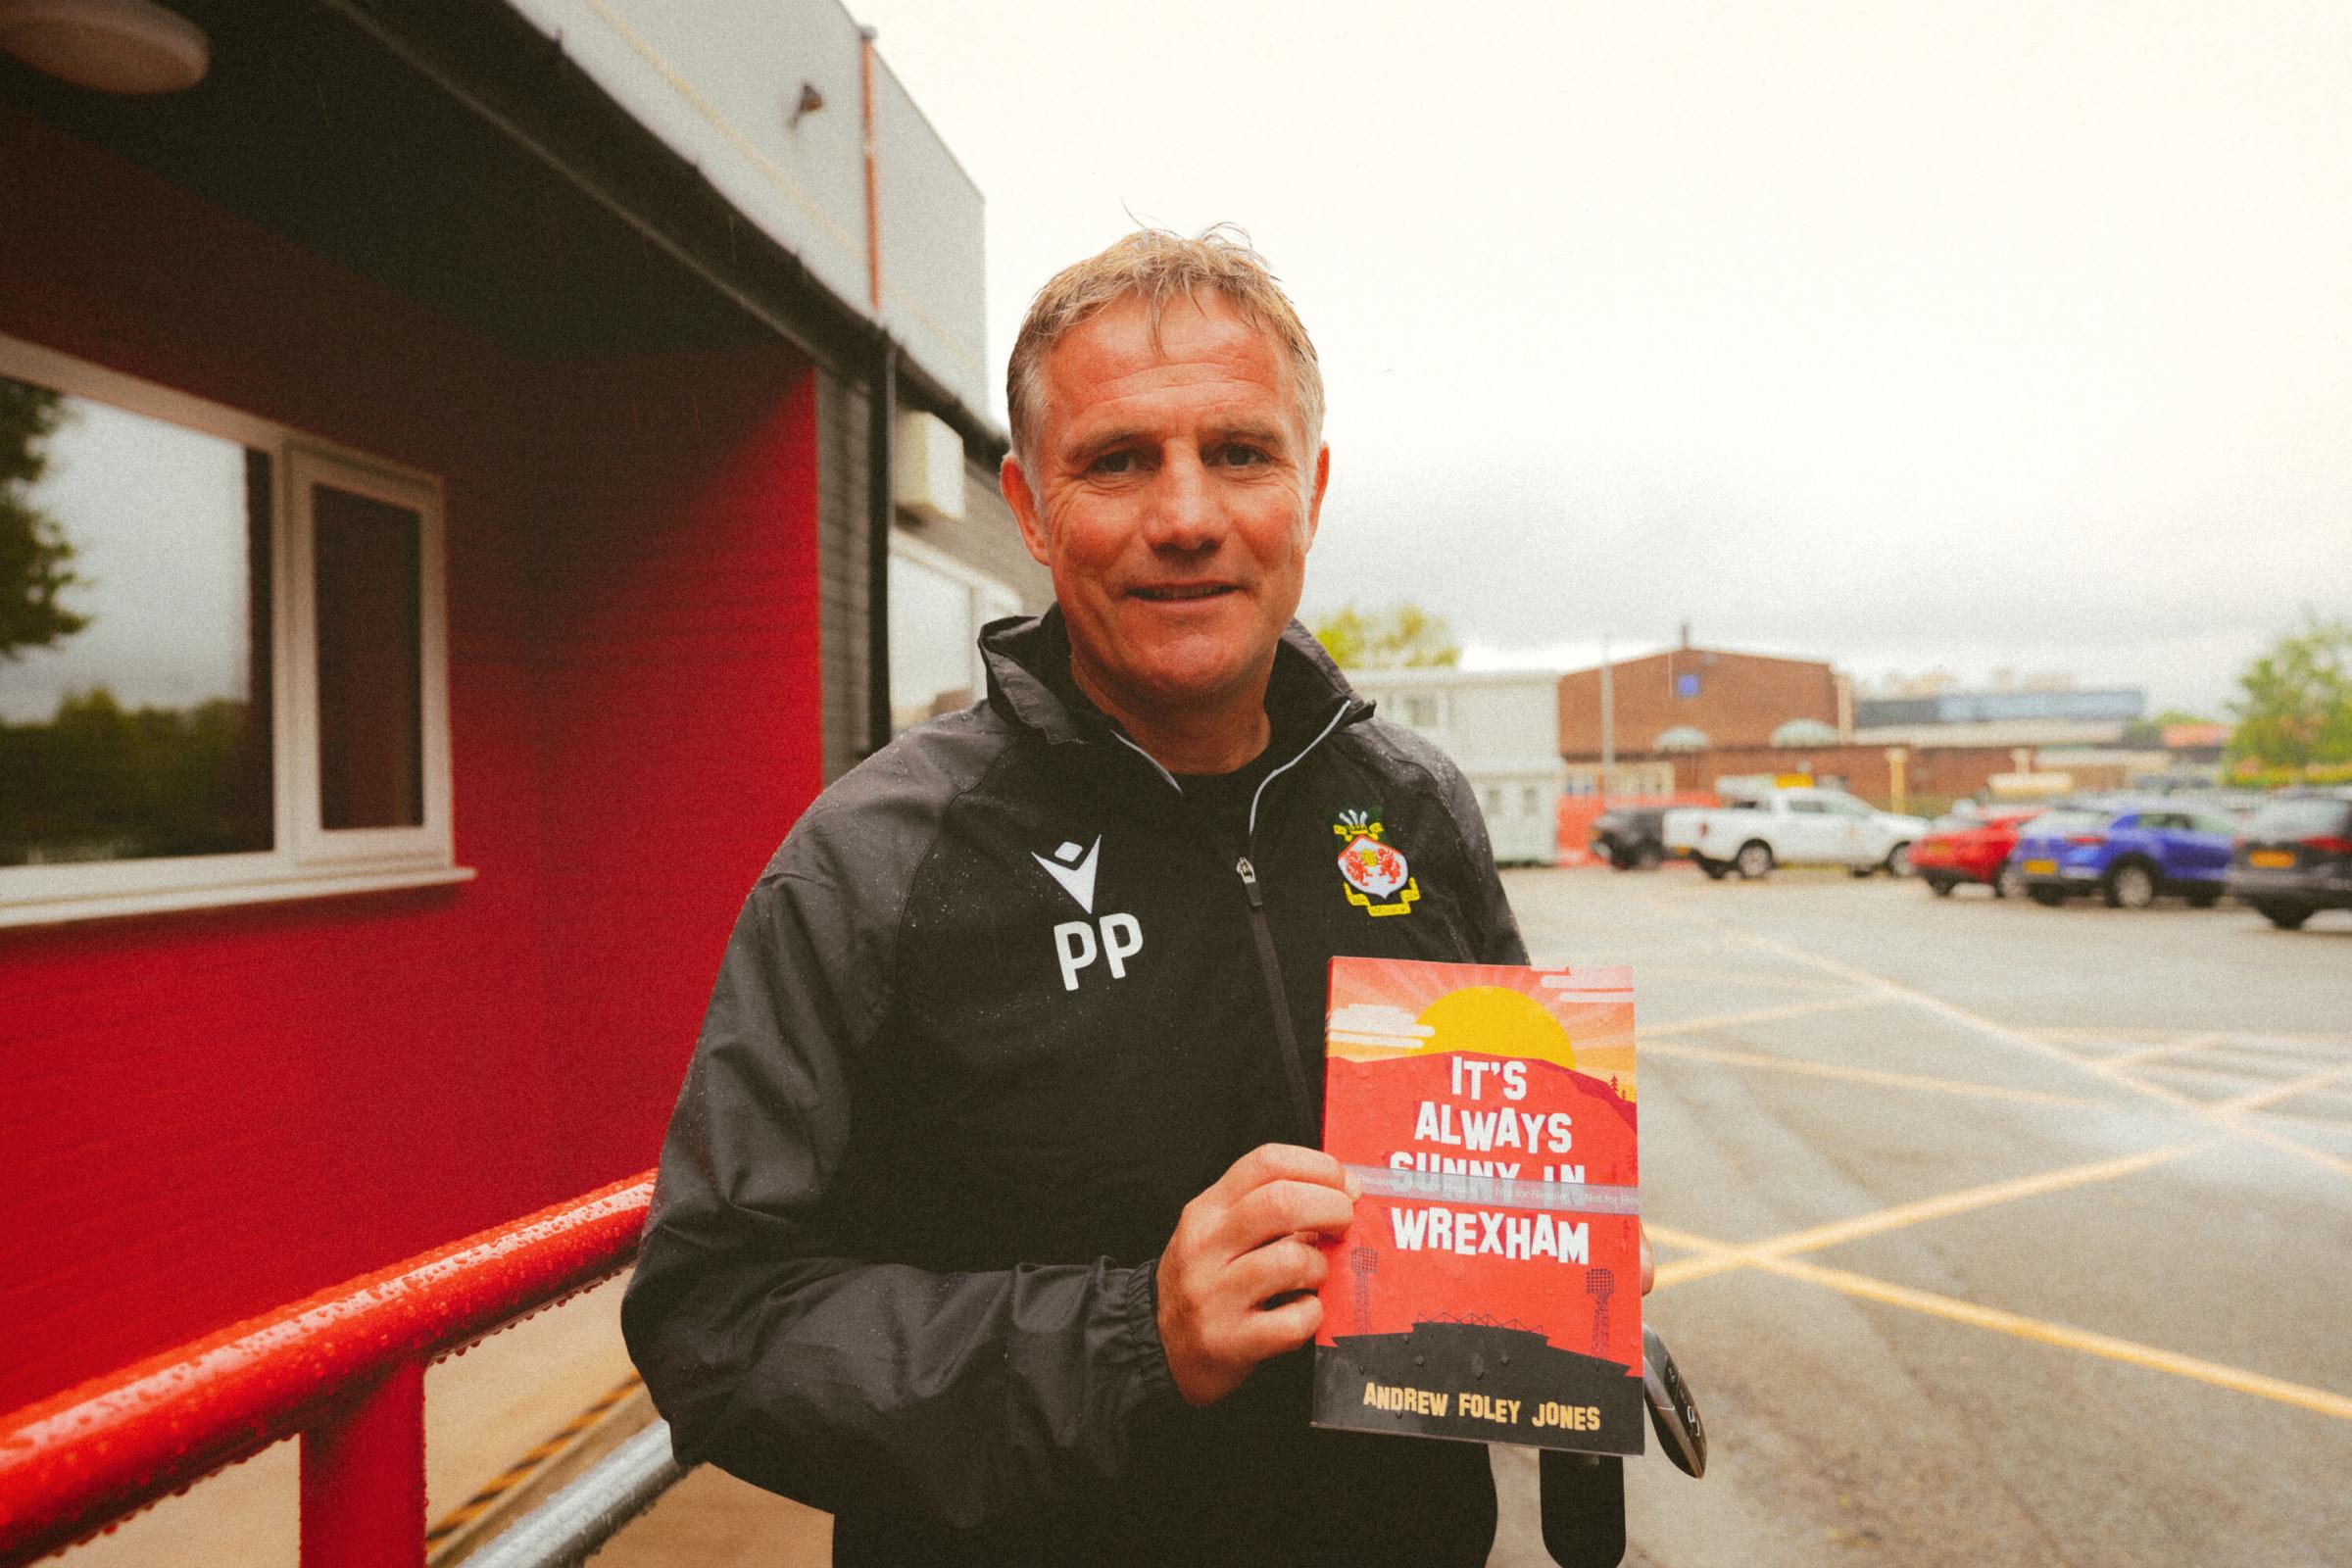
2229 791 2352 929
1590 807 1670 869
2011 801 2237 908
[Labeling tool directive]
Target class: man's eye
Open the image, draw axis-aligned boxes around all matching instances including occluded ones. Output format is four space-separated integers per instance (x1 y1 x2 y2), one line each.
1090 451 1137 475
1214 444 1269 467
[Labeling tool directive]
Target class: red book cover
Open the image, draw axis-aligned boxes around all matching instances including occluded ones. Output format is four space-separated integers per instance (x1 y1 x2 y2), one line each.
1312 957 1642 1455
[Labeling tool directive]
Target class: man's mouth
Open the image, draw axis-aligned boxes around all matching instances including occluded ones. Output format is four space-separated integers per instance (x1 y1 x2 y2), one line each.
1131 584 1237 602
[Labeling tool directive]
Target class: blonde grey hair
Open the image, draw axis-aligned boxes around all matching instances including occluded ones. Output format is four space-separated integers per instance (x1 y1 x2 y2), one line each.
1006 225 1325 471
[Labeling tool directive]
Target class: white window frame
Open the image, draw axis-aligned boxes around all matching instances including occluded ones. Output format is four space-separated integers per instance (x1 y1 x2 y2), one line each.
0 333 466 928
887 527 1019 734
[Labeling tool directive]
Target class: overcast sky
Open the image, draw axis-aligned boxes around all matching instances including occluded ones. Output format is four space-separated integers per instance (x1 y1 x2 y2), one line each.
853 0 2350 714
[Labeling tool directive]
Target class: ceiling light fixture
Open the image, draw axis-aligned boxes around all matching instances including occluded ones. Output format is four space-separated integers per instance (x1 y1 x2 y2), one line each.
0 0 210 95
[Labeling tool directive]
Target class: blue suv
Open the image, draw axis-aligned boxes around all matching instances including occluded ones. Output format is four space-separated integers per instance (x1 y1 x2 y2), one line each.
2011 800 2238 909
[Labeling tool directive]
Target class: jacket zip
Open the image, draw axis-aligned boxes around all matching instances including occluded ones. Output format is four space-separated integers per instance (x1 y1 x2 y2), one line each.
1113 701 1358 1143
1234 853 1314 1139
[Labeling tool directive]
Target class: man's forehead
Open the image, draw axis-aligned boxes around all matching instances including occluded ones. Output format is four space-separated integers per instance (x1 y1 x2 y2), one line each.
1037 294 1298 442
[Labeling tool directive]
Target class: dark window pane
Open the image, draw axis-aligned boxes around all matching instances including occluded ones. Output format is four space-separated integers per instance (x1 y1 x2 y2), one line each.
314 484 422 830
0 373 272 865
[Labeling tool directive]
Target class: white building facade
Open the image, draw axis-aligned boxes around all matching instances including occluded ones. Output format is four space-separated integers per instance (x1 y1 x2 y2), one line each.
1347 668 1567 865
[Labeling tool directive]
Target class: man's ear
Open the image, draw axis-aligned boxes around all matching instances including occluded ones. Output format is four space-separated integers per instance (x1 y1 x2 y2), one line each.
1003 454 1052 566
1301 443 1331 550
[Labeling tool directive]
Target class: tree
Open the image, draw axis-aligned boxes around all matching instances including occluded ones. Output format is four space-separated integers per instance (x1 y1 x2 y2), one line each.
1309 601 1461 669
0 376 88 661
2227 612 2352 769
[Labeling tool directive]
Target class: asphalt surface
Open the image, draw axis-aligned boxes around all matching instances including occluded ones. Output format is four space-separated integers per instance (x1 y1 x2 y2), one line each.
1485 864 2352 1568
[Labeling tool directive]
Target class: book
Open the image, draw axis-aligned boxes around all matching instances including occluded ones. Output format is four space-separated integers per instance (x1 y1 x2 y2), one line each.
1312 957 1642 1456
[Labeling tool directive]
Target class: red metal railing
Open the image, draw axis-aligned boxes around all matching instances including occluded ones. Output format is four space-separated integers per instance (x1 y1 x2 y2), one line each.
0 1172 656 1568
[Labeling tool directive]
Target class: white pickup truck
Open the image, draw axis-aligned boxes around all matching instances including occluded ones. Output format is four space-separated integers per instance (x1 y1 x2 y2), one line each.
1663 788 1930 881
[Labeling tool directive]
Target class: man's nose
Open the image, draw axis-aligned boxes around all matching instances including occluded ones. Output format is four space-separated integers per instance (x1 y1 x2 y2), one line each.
1139 448 1224 553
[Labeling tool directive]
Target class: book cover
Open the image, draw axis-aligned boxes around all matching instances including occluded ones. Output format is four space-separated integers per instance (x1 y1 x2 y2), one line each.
1312 957 1642 1455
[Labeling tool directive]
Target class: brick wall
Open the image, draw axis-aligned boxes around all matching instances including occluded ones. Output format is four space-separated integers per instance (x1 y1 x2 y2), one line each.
1651 744 2025 809
1559 648 1839 756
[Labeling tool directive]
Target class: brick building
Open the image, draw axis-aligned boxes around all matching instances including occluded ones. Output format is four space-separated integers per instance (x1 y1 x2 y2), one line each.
1556 644 1846 760
1557 641 2024 810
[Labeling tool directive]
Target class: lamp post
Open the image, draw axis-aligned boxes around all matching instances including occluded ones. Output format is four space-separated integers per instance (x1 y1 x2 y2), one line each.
1598 633 1614 808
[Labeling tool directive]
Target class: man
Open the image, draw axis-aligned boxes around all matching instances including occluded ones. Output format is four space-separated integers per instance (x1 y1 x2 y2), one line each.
625 229 1611 1565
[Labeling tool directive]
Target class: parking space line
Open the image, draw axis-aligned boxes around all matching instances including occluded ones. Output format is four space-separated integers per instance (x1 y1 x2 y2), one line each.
1646 1224 2352 1424
1645 1141 2207 1290
1690 917 2352 1184
2103 1031 2227 1066
2248 1103 2352 1136
2217 1059 2352 1115
1753 1254 2352 1425
2228 1119 2352 1182
1643 992 1887 1038
1625 964 1868 997
1642 1040 2115 1109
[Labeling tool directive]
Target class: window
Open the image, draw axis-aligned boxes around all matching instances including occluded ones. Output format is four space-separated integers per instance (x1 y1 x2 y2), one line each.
1675 671 1701 699
1397 692 1446 730
0 335 459 926
1521 785 1541 816
888 529 1019 736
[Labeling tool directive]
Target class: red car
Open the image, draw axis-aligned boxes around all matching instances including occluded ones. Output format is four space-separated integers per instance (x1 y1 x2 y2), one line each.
1912 808 2043 898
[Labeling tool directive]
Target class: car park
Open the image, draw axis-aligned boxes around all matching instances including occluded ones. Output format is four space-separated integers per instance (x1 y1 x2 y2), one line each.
2227 790 2352 930
1911 807 2042 898
1589 807 1671 869
2010 801 2237 908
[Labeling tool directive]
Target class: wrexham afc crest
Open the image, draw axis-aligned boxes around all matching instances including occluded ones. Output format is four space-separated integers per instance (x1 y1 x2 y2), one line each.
1334 808 1419 917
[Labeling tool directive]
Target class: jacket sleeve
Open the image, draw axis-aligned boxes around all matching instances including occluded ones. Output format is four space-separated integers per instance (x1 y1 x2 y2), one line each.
620 814 1179 1530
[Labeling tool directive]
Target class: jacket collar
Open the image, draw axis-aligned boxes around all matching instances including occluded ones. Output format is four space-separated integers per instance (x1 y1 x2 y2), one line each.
981 606 1371 754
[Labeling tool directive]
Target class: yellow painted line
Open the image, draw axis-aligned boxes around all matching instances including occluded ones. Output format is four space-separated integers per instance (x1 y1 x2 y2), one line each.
2230 1119 2352 1182
1757 1254 2352 1424
1704 918 2352 1182
1643 1040 2113 1109
1611 963 1866 996
425 1373 645 1547
1738 1142 2207 1261
2247 1103 2352 1136
2103 1030 2227 1066
1649 1223 2352 1423
1643 1142 2206 1291
1642 991 1887 1039
2217 1059 2352 1115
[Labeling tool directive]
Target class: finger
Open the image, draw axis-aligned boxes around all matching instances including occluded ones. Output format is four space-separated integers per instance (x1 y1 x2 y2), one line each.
1207 1143 1358 1206
1222 1291 1324 1364
1640 1219 1655 1296
1227 1235 1330 1305
1218 1179 1356 1257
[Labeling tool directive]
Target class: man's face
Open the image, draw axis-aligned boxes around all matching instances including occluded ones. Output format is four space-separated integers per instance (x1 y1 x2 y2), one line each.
1004 293 1329 734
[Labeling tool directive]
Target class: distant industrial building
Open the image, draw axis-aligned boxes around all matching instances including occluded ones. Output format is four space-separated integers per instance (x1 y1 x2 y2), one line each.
1852 687 2147 750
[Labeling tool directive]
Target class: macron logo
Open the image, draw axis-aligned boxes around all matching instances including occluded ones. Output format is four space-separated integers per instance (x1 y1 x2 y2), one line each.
1033 836 1140 992
1031 837 1102 913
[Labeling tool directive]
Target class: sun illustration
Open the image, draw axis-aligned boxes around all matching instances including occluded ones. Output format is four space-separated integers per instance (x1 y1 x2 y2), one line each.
1415 986 1575 1069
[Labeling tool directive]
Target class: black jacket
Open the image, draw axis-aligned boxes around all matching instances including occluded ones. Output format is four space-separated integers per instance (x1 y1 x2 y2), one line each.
623 612 1528 1566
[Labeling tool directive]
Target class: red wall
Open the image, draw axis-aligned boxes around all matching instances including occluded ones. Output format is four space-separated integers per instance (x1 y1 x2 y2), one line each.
0 110 825 1413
